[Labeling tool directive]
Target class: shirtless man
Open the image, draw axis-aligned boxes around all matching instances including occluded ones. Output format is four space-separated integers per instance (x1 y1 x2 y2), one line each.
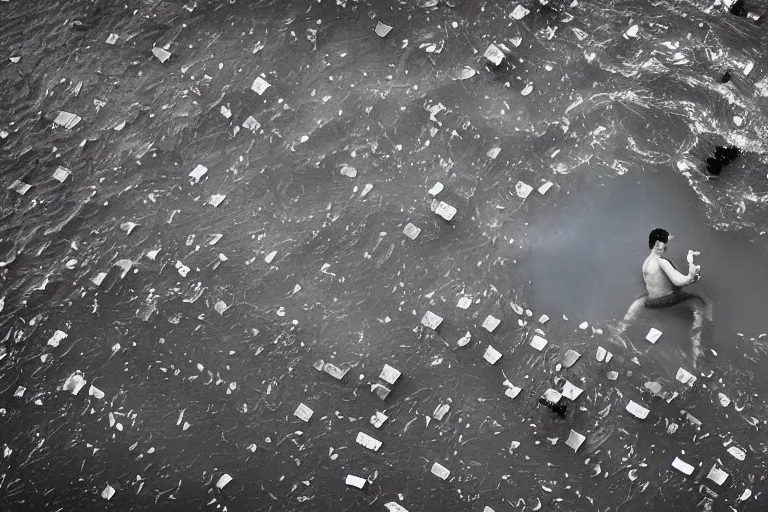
615 228 711 366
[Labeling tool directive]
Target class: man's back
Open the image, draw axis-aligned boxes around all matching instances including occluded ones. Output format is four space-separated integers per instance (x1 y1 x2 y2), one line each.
642 254 677 298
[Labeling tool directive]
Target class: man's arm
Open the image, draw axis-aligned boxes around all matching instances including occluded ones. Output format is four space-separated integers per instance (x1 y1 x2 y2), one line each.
659 258 696 287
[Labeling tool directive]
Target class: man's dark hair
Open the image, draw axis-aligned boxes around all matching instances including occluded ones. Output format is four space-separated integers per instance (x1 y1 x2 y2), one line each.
649 228 669 250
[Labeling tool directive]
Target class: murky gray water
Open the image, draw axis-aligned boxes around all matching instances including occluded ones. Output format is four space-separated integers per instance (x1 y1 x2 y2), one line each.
1 0 768 510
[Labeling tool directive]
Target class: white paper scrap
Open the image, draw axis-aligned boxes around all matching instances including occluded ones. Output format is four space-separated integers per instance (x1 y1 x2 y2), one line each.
152 47 171 62
106 33 119 45
676 367 697 386
530 335 548 351
294 403 313 422
457 296 472 309
371 411 388 428
431 462 450 480
484 345 502 364
89 385 105 400
428 182 443 195
48 330 68 347
207 194 226 207
515 181 533 199
626 400 650 419
484 44 505 66
504 384 522 399
384 502 410 512
707 464 729 485
375 21 393 37
63 371 87 395
356 432 382 451
646 328 662 344
482 315 501 332
9 180 32 195
346 474 366 488
189 165 208 181
562 381 583 400
53 111 81 129
511 5 530 19
542 388 562 404
566 429 586 452
727 445 746 461
216 474 233 489
538 181 553 195
251 76 271 95
403 223 421 240
434 201 457 221
672 457 695 475
52 166 71 182
420 310 443 330
101 484 115 500
379 364 401 385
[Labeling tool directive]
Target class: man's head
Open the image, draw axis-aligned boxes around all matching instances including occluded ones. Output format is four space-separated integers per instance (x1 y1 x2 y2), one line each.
648 228 669 251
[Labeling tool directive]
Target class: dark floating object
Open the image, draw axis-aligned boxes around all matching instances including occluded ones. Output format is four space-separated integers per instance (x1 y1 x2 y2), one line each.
706 145 740 175
721 70 732 83
730 0 747 17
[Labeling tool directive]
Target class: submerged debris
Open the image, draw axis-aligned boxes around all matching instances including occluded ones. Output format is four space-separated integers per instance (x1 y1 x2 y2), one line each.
421 311 443 330
431 462 450 480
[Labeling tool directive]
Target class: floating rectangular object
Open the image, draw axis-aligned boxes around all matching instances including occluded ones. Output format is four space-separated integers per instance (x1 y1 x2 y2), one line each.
189 164 208 181
101 484 115 500
487 147 501 159
504 384 522 399
538 314 549 324
484 345 502 364
434 201 457 221
515 181 533 199
672 457 695 476
384 503 409 512
562 381 583 401
431 462 450 480
563 349 580 368
626 400 650 419
52 166 71 182
727 445 746 461
105 33 119 45
63 371 87 395
356 432 382 451
482 315 501 332
89 385 105 399
530 335 548 351
566 429 586 452
207 194 226 207
457 296 472 309
54 111 81 129
596 346 607 362
403 222 421 240
433 403 450 421
346 474 366 489
428 182 443 195
294 403 313 422
511 4 530 19
216 474 233 489
538 181 553 195
8 180 31 195
375 21 393 37
420 310 443 330
676 368 696 386
48 330 68 347
251 76 271 95
152 46 171 62
243 115 260 132
707 464 729 485
542 388 562 404
371 411 388 428
484 44 505 66
371 382 391 400
646 328 662 344
322 362 349 380
379 364 401 385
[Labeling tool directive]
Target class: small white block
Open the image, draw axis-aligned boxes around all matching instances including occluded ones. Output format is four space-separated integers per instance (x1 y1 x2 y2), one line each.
504 384 522 399
371 411 388 428
566 429 586 452
379 364 401 385
216 474 233 489
538 181 553 195
511 5 530 19
48 330 68 347
375 21 393 37
52 166 71 182
294 403 313 422
101 484 115 500
457 296 472 309
53 111 81 129
676 368 697 386
251 76 271 95
626 400 650 419
579 321 588 329
189 164 208 181
542 388 562 404
346 475 366 488
728 445 746 461
431 462 450 480
707 464 729 485
384 503 409 512
428 182 443 195
515 181 533 199
207 194 226 207
646 328 662 343
403 223 421 240
152 46 171 63
483 345 502 364
105 33 119 45
434 201 457 221
538 314 549 324
484 44 505 66
421 311 443 330
562 381 583 400
243 116 260 131
482 315 501 332
596 346 607 362
530 335 548 351
356 432 382 451
672 457 695 475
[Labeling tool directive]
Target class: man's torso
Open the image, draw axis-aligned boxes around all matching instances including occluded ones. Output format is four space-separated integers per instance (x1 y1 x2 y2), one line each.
642 254 677 298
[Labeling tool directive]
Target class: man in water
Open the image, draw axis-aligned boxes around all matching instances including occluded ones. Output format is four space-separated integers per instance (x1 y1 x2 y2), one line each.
615 228 711 366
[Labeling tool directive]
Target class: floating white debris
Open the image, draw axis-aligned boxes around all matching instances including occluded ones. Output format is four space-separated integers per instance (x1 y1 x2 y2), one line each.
563 350 580 368
89 385 105 400
504 383 522 399
433 403 450 421
207 194 226 207
63 371 87 395
120 221 138 235
294 403 314 422
315 360 349 380
542 388 562 404
428 182 444 195
340 165 357 178
510 302 524 315
175 260 190 277
251 76 271 95
511 4 530 19
433 201 457 221
538 181 553 195
484 345 502 364
625 24 640 38
91 272 107 286
220 105 232 119
421 310 443 330
515 181 533 199
484 44 505 66
101 484 115 500
52 166 71 182
105 33 119 45
734 116 743 127
718 393 731 407
152 46 171 63
457 296 472 309
482 315 501 332
379 364 401 385
483 508 495 512
265 250 277 263
578 321 588 329
243 115 260 132
375 21 393 37
676 368 697 386
356 432 382 451
216 474 233 489
48 330 68 348
14 386 26 397
487 147 501 159
672 457 694 475
626 400 650 419
214 300 229 315
361 183 373 197
538 314 549 324
371 411 388 428
596 346 607 362
403 223 421 240
146 249 160 261
744 61 754 76
8 180 31 195
566 429 586 452
707 464 729 485
740 489 752 501
431 462 450 480
562 381 583 400
371 383 391 400
521 83 534 96
54 111 81 129
384 503 409 512
646 328 662 344
727 445 746 461
530 335 548 351
346 474 366 489
457 331 471 347
189 164 208 182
